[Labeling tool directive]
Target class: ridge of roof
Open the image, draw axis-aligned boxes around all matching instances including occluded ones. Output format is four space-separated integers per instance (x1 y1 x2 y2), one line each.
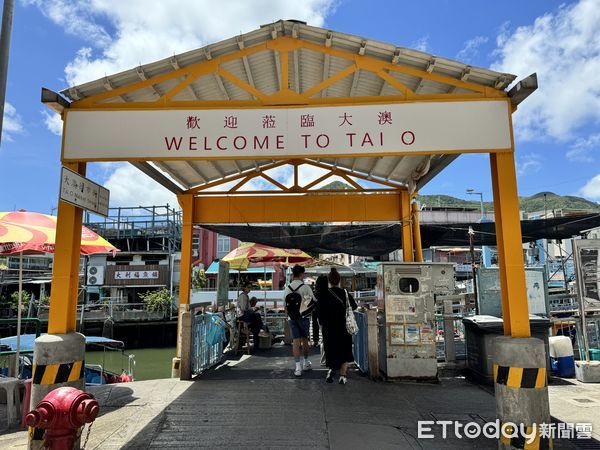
61 19 516 101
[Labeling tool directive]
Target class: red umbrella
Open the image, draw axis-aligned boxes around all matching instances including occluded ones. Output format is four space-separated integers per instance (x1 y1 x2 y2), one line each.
0 211 118 375
0 211 117 255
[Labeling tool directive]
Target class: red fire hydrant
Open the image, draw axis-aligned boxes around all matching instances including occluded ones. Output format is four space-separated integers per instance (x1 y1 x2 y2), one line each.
25 387 99 450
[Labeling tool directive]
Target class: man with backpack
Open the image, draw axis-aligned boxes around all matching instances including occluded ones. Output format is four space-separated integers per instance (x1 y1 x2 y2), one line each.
284 265 316 376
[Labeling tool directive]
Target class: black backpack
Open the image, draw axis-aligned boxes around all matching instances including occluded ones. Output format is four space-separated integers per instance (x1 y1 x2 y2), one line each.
285 283 304 320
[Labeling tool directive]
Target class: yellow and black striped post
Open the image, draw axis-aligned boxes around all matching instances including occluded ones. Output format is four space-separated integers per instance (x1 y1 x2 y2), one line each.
29 332 86 450
494 336 552 450
32 360 85 385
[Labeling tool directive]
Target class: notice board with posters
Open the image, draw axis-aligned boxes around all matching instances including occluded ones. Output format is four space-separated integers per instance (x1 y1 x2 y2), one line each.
573 239 600 303
477 267 550 317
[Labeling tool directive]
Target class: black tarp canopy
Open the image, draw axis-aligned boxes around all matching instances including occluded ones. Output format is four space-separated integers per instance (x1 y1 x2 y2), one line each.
202 214 600 256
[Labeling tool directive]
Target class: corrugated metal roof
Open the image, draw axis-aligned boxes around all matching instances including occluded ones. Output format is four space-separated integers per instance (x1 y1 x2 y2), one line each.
61 20 517 193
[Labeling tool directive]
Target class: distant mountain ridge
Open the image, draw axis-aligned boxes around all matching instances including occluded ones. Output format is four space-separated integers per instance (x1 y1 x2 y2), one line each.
417 192 600 214
317 182 599 214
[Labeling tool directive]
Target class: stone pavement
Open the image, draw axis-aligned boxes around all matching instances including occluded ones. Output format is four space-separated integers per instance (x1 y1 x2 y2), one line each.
549 378 600 442
0 344 598 449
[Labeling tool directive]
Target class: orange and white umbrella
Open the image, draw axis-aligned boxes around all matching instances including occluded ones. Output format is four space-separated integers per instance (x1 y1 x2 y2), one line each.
222 242 312 270
0 211 118 373
222 243 312 319
0 211 117 255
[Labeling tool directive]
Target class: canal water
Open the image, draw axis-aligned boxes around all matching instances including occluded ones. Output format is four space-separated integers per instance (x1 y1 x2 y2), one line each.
86 347 176 381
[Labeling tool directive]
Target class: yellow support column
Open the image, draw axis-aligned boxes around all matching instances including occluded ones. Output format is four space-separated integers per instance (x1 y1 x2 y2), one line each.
412 201 423 262
48 162 86 334
400 191 414 262
178 193 194 308
490 152 530 338
32 162 88 449
175 193 194 379
491 153 550 450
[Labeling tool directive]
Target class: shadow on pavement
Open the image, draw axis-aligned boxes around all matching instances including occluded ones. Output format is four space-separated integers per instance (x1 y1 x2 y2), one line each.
117 342 596 449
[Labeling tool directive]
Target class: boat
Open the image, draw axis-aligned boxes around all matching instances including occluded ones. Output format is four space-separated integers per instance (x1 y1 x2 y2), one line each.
0 334 135 385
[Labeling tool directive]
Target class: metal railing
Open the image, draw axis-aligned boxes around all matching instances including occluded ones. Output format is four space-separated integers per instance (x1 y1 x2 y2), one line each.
549 293 578 312
265 312 287 337
192 312 230 375
353 290 376 299
37 300 171 322
434 314 466 361
352 311 369 373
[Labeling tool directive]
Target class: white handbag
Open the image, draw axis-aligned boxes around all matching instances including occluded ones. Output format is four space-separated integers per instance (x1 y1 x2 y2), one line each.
330 288 358 335
343 290 359 336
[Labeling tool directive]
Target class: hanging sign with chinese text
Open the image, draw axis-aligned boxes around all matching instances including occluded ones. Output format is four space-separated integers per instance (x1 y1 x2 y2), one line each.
63 100 511 161
59 166 110 216
114 270 159 280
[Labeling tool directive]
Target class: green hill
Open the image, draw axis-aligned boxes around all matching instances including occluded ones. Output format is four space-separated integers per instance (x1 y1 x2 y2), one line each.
417 192 600 214
319 180 353 191
519 192 600 213
318 182 599 213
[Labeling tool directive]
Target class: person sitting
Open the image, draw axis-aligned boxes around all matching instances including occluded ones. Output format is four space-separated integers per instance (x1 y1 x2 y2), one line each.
237 282 265 350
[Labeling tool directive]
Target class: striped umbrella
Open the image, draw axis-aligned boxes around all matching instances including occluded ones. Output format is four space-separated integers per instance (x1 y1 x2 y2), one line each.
0 211 117 255
222 243 312 317
0 211 118 376
222 242 312 270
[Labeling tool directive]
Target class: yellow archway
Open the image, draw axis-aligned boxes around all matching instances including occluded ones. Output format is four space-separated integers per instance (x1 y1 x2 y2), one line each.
44 20 534 342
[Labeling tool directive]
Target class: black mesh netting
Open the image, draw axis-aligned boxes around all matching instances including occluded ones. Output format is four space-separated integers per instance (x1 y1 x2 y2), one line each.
202 213 600 256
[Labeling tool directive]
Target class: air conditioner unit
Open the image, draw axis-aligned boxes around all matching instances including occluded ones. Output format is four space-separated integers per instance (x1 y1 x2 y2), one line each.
87 265 105 286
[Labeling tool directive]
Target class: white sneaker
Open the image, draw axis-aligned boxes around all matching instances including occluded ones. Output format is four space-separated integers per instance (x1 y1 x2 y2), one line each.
338 376 347 385
303 360 312 371
294 367 302 377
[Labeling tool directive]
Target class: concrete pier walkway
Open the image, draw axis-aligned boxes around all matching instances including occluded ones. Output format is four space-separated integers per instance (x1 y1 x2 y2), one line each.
0 344 597 448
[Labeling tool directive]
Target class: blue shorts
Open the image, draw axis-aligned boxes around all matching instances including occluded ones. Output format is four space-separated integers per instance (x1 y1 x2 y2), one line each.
289 318 310 339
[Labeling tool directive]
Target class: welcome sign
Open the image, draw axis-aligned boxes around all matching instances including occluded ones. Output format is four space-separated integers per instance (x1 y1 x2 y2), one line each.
62 100 511 161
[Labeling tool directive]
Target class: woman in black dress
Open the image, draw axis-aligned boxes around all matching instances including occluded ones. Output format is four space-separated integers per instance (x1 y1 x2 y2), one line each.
317 268 357 384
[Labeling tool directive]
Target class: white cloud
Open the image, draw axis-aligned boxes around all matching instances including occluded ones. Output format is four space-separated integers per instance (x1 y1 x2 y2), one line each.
24 0 336 86
456 36 488 63
412 35 429 52
236 163 363 191
516 153 542 176
2 102 23 142
22 0 111 48
491 0 600 141
24 1 337 198
42 110 63 136
580 174 600 201
103 163 178 208
241 164 327 191
566 133 600 162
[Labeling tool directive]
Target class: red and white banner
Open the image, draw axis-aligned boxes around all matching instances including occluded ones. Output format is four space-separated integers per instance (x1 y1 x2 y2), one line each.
63 100 511 161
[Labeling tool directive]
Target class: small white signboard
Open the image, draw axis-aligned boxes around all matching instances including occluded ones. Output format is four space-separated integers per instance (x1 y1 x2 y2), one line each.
59 166 110 217
115 270 159 280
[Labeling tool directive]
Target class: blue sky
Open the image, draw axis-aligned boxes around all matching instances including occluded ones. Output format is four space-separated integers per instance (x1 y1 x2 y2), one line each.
1 0 599 213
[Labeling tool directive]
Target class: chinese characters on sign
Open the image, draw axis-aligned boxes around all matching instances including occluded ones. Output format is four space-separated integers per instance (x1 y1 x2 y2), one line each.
164 108 419 153
186 116 201 129
224 115 238 128
300 114 314 128
338 113 353 126
262 114 276 129
59 167 110 217
378 111 392 125
115 270 159 280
